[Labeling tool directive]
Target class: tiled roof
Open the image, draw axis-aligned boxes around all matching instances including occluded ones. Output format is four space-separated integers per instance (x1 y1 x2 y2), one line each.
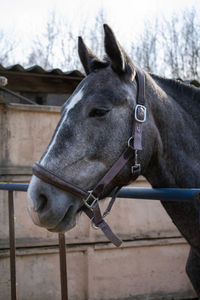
1 65 199 87
0 64 85 78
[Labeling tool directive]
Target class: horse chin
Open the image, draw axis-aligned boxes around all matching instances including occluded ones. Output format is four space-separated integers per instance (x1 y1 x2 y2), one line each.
47 206 77 233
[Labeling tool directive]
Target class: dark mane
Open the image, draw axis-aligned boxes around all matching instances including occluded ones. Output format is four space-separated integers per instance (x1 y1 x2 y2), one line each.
151 74 200 105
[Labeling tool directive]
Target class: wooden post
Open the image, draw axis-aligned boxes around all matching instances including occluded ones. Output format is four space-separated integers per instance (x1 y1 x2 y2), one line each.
8 190 17 300
0 76 8 103
59 233 68 300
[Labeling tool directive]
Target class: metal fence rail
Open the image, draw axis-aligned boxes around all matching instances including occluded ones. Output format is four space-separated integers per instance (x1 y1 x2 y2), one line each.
0 182 200 300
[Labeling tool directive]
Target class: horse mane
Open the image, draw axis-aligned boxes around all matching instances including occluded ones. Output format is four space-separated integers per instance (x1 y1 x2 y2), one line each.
151 73 200 105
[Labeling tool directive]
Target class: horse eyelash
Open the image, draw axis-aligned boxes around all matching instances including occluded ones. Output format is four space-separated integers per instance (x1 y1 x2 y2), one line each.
89 108 110 118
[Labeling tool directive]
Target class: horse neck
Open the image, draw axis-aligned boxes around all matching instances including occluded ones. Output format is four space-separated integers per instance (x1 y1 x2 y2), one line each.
143 74 200 188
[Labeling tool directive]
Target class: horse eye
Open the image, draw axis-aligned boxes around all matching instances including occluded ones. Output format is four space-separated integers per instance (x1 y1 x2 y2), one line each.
89 108 109 118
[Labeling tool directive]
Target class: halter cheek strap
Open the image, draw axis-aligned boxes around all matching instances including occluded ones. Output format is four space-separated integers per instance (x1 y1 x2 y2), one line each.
32 68 146 247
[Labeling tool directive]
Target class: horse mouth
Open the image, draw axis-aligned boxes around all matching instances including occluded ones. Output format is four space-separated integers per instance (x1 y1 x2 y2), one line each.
47 205 76 232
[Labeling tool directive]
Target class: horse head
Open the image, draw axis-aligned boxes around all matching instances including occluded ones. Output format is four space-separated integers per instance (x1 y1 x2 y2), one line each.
27 25 153 233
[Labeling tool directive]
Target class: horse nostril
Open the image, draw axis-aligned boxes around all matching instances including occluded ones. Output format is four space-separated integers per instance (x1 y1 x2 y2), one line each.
33 193 48 212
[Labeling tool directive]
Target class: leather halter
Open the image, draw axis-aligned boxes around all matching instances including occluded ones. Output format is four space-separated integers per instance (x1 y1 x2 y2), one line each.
32 68 146 247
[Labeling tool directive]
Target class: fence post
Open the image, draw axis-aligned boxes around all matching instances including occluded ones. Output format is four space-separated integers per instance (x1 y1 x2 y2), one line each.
8 190 17 300
59 233 68 300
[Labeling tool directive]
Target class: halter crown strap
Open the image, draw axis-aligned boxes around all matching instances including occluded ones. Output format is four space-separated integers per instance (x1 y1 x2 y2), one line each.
133 69 146 151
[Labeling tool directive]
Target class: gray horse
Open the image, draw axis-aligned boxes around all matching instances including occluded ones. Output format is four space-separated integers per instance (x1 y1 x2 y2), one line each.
27 25 200 296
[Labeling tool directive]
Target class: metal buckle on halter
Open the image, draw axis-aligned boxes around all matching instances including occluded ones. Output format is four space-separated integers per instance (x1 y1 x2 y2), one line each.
83 190 98 210
131 150 141 174
134 104 146 123
131 163 141 174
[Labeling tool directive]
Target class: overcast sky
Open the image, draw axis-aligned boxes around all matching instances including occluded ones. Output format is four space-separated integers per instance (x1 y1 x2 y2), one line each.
1 0 200 38
1 0 200 66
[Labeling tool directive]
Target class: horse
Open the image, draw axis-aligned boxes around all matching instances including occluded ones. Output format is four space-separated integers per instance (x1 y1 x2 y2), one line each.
27 24 200 296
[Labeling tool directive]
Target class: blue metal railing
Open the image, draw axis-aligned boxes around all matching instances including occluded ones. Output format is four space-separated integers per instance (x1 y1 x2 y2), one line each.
1 182 200 202
0 182 200 300
0 183 28 191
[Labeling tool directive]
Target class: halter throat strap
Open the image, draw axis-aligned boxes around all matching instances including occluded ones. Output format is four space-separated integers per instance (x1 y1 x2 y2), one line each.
32 68 146 247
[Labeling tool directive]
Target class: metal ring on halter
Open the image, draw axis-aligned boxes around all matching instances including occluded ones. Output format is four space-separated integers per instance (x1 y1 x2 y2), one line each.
91 217 101 230
127 136 134 149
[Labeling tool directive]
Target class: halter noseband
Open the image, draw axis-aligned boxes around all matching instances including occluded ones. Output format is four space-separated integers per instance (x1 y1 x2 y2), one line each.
32 69 146 247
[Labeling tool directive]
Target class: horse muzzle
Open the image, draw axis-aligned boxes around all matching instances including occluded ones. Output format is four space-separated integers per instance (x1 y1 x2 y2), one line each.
26 175 80 232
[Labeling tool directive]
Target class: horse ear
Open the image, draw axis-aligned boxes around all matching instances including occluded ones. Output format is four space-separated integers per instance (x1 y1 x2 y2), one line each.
78 37 103 75
104 24 134 77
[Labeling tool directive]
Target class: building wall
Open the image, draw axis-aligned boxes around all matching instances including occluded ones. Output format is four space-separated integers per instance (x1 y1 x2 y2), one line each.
0 102 196 299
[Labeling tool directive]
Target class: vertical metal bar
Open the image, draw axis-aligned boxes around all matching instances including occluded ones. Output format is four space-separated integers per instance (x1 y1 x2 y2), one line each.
8 190 17 300
58 233 68 300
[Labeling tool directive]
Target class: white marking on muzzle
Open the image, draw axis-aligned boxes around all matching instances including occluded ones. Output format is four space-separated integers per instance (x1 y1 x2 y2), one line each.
41 87 84 164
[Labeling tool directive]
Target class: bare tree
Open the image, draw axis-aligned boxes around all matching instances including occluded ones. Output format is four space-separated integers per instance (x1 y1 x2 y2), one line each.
180 8 200 79
160 9 200 80
27 11 59 69
59 7 107 71
88 8 107 58
161 14 180 78
17 6 200 81
42 7 108 72
0 29 16 66
130 20 158 73
59 22 87 71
